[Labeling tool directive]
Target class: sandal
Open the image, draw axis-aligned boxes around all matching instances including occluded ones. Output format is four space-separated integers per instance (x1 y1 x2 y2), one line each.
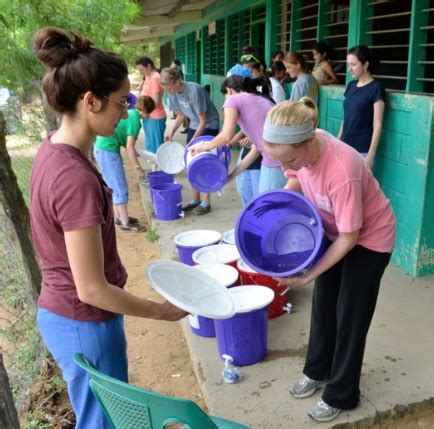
182 201 201 211
119 222 146 232
115 216 138 226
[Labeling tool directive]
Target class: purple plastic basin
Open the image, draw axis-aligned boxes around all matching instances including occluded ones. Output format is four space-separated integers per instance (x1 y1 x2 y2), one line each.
184 135 231 193
235 189 324 277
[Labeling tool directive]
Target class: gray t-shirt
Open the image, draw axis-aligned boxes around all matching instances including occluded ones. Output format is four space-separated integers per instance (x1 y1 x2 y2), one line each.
290 74 319 104
169 82 220 130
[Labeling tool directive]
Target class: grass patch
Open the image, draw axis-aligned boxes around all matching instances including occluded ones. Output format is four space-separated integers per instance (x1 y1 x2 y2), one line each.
145 229 160 242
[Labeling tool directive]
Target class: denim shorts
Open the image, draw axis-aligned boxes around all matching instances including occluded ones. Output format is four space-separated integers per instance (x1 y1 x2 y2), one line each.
94 149 128 205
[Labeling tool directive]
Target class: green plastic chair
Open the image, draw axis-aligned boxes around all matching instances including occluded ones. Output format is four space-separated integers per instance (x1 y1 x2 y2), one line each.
73 353 250 429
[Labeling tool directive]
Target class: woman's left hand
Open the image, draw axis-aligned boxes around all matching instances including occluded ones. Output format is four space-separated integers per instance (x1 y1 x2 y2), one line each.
273 272 312 287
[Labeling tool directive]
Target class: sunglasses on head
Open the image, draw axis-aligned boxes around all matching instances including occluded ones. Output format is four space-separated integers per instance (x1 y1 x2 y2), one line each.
240 54 261 64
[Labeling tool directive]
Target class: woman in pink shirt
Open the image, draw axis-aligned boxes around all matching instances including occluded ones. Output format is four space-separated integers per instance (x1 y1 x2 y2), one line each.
135 56 166 153
263 97 395 422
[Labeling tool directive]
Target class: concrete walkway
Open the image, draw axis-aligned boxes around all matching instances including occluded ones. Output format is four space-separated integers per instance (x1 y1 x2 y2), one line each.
137 130 434 428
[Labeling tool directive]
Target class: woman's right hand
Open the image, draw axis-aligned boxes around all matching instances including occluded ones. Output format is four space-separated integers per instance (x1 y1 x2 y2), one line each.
157 300 188 321
190 144 207 157
238 137 252 148
164 131 174 142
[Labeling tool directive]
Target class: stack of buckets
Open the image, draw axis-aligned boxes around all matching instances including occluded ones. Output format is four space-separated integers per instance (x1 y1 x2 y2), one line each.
147 171 183 221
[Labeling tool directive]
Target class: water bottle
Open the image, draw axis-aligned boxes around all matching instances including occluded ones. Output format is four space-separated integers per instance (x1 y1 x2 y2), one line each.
221 354 241 384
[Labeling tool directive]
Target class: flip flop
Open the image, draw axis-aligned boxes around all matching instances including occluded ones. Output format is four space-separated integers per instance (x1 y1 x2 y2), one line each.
119 222 146 232
115 217 138 226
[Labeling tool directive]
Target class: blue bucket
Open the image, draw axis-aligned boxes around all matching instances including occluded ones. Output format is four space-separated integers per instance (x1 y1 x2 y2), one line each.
235 190 324 277
151 183 183 221
184 135 231 193
214 286 274 366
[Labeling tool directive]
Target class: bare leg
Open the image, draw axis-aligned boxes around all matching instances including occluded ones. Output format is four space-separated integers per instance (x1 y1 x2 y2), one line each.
115 204 129 225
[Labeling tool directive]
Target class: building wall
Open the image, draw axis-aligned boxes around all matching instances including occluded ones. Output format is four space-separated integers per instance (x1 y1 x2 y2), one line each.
162 0 434 276
318 86 434 276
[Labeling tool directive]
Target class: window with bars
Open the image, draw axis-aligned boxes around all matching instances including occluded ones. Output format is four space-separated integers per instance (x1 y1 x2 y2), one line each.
186 32 196 75
419 1 434 93
366 1 412 91
203 19 226 75
175 36 186 68
322 1 350 84
227 10 251 69
278 0 292 51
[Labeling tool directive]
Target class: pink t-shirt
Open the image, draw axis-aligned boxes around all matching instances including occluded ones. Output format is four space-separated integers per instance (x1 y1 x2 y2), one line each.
30 135 127 321
223 92 280 168
285 129 395 253
141 71 166 120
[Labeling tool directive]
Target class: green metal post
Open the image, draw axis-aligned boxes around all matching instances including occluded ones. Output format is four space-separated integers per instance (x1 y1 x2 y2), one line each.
289 0 302 52
225 15 232 73
407 0 430 92
265 0 280 65
346 0 373 83
317 0 331 41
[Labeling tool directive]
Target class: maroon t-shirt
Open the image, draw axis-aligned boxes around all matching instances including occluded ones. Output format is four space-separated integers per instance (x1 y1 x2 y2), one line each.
30 135 127 321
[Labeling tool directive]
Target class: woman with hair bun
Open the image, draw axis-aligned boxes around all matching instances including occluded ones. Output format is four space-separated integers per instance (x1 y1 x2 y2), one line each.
338 45 386 169
191 75 287 204
31 27 185 429
263 97 395 422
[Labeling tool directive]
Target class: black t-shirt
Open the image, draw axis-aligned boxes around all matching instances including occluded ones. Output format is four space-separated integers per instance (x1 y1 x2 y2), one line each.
342 80 386 153
240 146 262 170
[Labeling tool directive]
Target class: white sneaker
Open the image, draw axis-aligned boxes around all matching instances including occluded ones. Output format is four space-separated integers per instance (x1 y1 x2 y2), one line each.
289 374 326 398
308 399 341 422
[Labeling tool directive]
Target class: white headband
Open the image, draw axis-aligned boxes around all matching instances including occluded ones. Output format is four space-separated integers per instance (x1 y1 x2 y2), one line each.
263 120 315 144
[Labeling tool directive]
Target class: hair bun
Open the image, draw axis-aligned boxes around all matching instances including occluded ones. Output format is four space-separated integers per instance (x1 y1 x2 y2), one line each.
33 27 92 68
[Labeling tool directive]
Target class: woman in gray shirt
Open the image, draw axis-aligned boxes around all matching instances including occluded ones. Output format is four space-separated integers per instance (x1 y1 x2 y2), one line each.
284 52 319 103
161 68 220 215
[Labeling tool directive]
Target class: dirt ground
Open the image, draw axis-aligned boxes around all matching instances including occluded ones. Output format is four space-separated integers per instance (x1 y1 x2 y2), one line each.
117 162 205 409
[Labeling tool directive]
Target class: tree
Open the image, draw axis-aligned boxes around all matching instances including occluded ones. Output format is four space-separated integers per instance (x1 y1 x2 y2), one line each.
0 353 20 429
0 0 152 129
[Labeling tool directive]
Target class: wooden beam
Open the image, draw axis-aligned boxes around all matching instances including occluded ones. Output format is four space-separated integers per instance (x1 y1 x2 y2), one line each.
123 37 160 47
131 10 202 27
122 27 175 42
168 0 190 19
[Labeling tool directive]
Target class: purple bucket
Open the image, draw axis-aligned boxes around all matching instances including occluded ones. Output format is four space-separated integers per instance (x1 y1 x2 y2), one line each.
184 135 231 193
174 230 222 266
214 286 274 366
147 171 174 196
188 315 216 338
151 183 183 221
189 264 240 338
235 189 324 277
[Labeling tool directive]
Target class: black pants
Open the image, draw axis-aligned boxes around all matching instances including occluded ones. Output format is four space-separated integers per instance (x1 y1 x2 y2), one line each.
303 243 391 409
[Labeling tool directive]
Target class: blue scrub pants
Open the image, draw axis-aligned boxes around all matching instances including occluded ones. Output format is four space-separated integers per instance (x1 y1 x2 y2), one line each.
258 165 287 193
37 308 128 429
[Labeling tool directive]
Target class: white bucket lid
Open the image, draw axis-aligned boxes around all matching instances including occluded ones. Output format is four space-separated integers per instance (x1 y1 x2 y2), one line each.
193 264 239 288
237 258 258 274
192 243 240 265
146 260 236 319
174 230 222 247
222 228 236 245
137 148 157 164
229 286 274 313
156 141 185 174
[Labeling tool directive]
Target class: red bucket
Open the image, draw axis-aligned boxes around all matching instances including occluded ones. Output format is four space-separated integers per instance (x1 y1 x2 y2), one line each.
237 259 288 319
